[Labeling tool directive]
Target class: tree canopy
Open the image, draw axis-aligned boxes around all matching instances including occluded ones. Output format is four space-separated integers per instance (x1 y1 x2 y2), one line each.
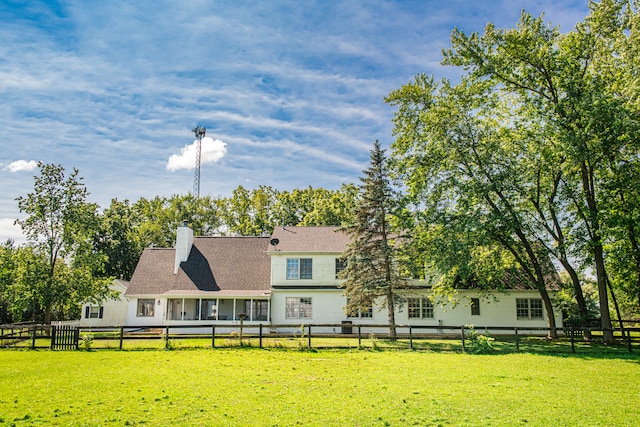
386 0 640 339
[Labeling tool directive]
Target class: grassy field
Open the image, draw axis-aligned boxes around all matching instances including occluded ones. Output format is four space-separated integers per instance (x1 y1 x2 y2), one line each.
1 348 639 426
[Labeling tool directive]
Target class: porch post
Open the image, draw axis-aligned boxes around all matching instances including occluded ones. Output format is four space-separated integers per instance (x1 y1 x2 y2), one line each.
250 298 254 321
215 298 219 320
267 299 271 322
232 298 236 321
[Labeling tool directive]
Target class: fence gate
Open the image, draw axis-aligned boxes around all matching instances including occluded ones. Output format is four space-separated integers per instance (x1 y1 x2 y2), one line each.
51 325 79 350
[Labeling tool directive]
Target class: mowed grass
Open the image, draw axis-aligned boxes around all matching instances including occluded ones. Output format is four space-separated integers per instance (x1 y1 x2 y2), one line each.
1 348 639 426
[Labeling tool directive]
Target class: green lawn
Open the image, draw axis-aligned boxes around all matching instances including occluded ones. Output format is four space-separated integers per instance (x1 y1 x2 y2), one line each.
1 348 639 426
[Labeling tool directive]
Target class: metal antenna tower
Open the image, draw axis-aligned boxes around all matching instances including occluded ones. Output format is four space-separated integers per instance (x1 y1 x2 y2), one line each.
192 126 206 198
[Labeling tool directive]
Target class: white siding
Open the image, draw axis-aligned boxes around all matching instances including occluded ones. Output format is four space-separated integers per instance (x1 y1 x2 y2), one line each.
271 253 340 287
127 296 165 326
80 281 129 327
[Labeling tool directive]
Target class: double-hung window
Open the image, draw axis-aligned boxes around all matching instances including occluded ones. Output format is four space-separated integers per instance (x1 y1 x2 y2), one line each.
286 258 312 280
285 297 312 319
516 298 544 320
84 306 103 319
335 258 347 279
407 298 434 319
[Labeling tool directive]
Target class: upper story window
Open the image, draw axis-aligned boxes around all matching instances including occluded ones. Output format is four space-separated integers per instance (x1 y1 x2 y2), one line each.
287 258 312 280
335 258 347 279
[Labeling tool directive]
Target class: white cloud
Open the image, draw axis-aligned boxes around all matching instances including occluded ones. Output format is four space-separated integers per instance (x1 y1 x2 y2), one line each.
5 160 38 172
0 218 26 245
166 137 227 171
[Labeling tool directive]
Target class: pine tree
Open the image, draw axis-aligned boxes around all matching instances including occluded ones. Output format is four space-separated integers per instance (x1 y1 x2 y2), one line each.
340 141 406 340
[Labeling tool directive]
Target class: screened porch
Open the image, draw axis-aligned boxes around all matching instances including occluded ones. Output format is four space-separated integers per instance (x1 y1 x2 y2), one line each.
165 297 270 322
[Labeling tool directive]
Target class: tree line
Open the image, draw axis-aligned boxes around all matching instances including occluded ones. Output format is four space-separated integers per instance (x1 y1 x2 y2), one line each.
0 163 358 323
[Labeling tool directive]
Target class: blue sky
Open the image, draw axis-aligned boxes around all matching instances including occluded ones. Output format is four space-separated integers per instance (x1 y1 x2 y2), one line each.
0 0 590 243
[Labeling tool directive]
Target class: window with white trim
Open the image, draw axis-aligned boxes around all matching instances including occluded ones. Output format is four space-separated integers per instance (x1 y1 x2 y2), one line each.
84 305 103 319
346 299 373 318
516 298 543 320
137 299 155 317
407 298 434 319
285 297 312 319
286 258 313 280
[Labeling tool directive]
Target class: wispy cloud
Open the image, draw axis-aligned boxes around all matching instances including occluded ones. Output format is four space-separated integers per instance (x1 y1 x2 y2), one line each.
0 0 591 243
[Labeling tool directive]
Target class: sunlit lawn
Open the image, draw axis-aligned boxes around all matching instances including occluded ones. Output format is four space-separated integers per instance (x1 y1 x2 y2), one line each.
1 347 639 426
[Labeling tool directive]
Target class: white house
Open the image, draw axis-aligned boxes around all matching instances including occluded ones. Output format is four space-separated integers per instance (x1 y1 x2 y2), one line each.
79 279 129 327
118 224 562 334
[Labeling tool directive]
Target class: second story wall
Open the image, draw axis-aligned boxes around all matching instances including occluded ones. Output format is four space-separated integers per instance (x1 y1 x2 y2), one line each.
270 253 343 288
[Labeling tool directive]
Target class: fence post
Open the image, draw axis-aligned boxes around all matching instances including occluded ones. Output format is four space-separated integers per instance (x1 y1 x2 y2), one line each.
514 327 519 352
570 325 575 353
409 326 413 350
626 329 632 353
165 326 170 350
30 326 36 350
211 326 215 348
50 325 56 350
119 327 124 351
259 324 263 348
358 325 361 348
74 327 80 350
307 325 311 348
461 325 466 352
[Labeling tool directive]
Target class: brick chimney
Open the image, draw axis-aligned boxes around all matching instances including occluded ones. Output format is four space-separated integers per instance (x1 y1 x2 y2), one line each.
174 221 193 274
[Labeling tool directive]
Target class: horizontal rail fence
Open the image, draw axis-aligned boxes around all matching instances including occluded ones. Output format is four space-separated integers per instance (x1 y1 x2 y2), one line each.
0 323 52 349
2 322 639 353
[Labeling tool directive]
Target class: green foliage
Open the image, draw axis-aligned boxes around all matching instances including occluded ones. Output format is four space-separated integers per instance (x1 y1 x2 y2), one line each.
12 163 112 322
79 332 94 351
340 141 407 340
387 1 640 340
464 324 495 353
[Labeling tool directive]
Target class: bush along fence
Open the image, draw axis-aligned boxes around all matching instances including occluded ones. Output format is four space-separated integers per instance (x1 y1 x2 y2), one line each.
1 322 639 353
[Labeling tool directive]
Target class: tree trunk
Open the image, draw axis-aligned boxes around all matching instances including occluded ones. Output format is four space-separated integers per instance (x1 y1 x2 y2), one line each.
539 286 558 339
580 163 614 342
624 223 640 311
558 258 592 340
594 244 614 342
386 288 397 341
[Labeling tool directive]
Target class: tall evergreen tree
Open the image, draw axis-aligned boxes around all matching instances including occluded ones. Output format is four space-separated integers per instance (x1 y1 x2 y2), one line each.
340 141 406 340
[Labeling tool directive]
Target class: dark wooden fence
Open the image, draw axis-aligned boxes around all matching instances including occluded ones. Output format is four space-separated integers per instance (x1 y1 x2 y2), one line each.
50 325 79 350
2 322 639 353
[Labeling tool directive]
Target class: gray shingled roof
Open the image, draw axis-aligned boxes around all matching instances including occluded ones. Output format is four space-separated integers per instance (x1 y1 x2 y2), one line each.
126 236 271 296
267 226 350 253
